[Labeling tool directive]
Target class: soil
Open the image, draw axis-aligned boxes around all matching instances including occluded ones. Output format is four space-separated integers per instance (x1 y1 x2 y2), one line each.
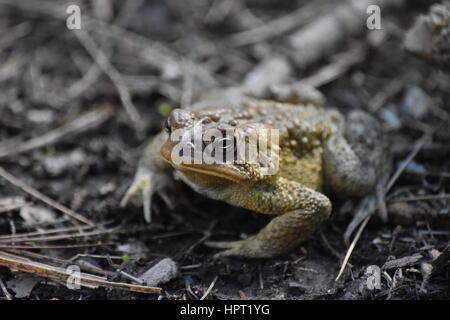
0 0 448 300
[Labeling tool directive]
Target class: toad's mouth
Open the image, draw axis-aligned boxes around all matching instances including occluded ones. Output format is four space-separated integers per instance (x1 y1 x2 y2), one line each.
160 140 247 184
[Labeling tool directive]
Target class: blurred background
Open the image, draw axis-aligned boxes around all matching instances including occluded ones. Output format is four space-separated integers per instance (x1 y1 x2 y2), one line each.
0 0 448 300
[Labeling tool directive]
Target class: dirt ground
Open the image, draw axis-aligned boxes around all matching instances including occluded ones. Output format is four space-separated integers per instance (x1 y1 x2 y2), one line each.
0 0 448 300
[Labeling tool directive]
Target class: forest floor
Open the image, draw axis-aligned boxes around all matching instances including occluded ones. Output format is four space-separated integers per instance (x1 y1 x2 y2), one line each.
0 0 448 300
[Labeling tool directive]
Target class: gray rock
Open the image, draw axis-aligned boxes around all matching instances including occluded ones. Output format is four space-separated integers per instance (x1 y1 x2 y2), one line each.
20 205 58 225
139 258 178 286
42 149 86 176
401 86 430 119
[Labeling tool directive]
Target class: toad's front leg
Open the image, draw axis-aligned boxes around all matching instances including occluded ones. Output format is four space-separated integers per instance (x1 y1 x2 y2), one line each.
206 179 332 258
120 131 173 223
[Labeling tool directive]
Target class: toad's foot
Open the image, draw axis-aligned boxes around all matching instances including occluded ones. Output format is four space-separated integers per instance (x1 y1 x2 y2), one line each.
206 201 331 259
120 132 172 223
120 165 154 223
205 236 266 259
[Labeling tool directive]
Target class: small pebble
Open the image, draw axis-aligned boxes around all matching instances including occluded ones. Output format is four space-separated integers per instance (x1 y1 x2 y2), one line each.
42 149 86 176
20 205 58 225
139 258 178 286
380 109 401 129
401 86 430 119
27 109 55 124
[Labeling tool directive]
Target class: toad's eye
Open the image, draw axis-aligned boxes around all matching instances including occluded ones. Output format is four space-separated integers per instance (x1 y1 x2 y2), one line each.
163 118 171 133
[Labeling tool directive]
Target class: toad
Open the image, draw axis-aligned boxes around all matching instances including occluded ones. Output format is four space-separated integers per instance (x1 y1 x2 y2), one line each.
120 86 385 258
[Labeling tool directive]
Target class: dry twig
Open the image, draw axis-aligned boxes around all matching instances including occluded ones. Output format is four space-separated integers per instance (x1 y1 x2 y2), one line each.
0 242 107 250
73 30 143 129
228 2 331 46
0 251 162 294
200 276 218 300
299 45 366 88
335 214 371 281
0 224 97 240
388 193 450 203
289 0 404 68
385 132 432 193
0 277 12 300
0 228 116 243
0 166 94 226
336 130 435 281
0 105 113 159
